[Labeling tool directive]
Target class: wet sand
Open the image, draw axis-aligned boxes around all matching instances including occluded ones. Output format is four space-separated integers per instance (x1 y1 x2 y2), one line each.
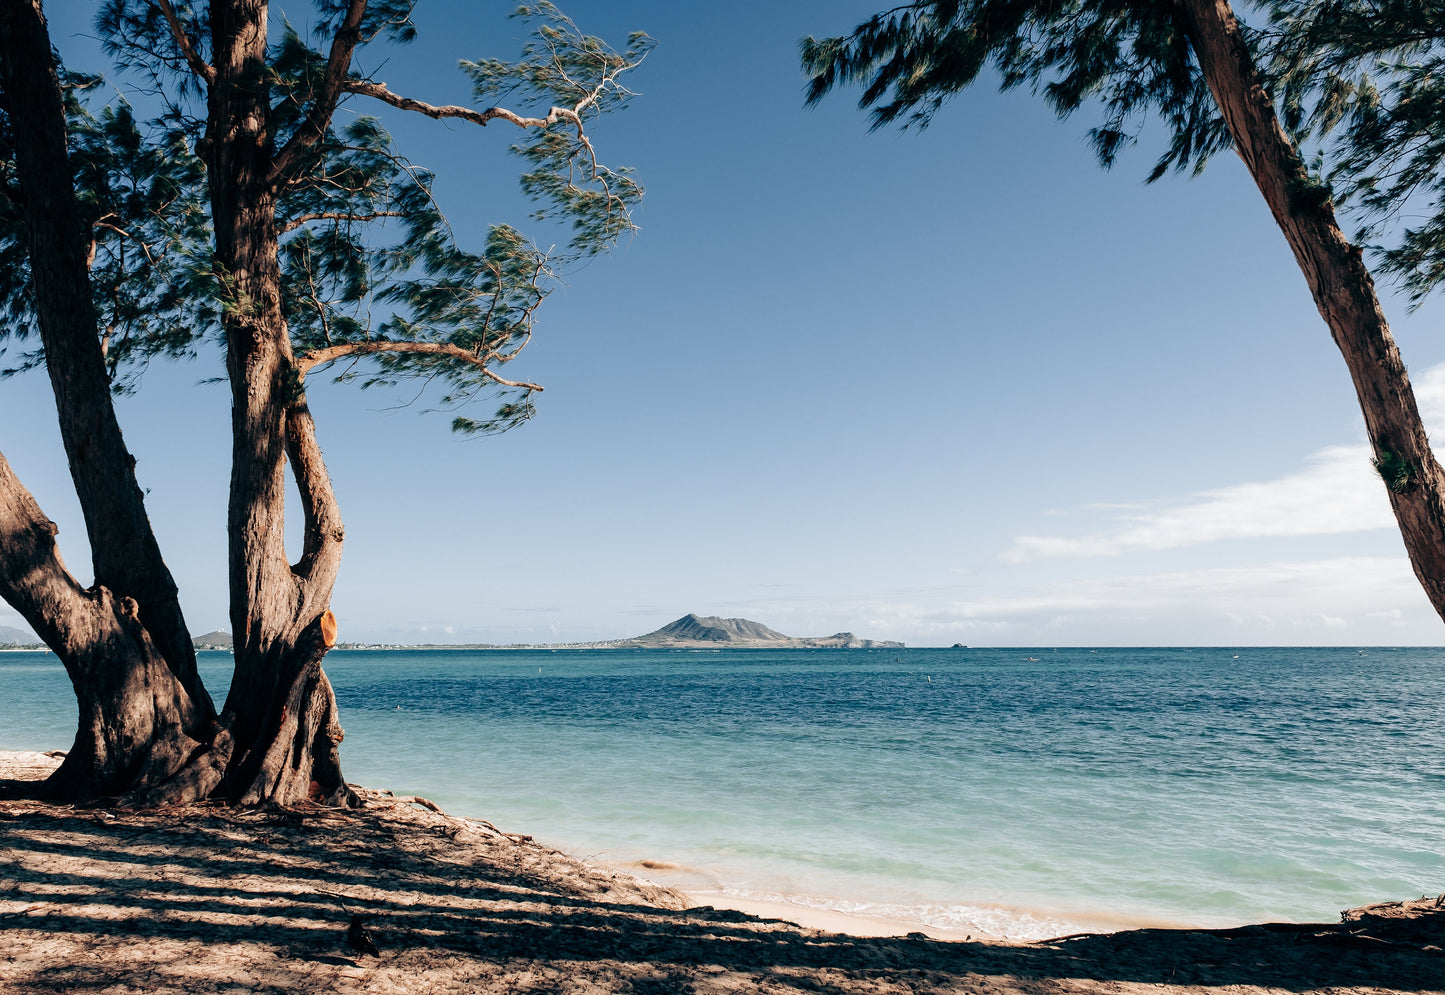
2 750 1442 994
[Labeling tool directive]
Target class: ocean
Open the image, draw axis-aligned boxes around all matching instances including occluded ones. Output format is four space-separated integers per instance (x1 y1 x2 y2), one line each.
2 646 1442 939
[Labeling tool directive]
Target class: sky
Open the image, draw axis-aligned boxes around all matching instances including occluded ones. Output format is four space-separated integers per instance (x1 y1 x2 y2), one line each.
2 1 1444 647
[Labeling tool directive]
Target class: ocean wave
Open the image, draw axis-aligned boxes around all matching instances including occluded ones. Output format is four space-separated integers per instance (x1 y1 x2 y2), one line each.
716 887 1077 941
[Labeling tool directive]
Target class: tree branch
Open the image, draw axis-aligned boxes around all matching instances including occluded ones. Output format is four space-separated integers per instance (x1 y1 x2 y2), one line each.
270 0 369 185
342 79 584 136
284 397 344 609
296 340 543 391
280 209 405 233
151 0 216 84
93 218 159 264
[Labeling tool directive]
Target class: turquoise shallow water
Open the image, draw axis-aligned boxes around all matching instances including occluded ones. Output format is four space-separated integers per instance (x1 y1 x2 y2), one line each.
3 646 1443 937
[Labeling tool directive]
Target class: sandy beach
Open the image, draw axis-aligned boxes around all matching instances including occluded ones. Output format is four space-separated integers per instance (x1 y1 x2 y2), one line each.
2 750 1442 994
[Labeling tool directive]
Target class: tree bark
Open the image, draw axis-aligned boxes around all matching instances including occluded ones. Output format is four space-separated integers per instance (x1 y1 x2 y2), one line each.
200 0 352 806
0 451 209 799
1177 0 1445 620
0 0 209 710
0 0 216 799
0 0 352 806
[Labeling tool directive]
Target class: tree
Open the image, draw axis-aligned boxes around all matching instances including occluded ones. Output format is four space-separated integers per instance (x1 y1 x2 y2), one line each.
1267 1 1445 306
0 0 649 805
801 0 1445 627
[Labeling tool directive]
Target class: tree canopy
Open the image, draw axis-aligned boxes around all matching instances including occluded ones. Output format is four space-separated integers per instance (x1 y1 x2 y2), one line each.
3 1 651 430
1268 0 1445 305
802 0 1445 629
0 0 650 805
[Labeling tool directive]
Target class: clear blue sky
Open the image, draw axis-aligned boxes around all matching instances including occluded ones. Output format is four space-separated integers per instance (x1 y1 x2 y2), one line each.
3 1 1442 646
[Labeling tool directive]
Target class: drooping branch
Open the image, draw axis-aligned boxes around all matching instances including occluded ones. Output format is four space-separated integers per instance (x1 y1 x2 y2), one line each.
150 0 216 84
296 339 544 391
343 78 585 136
270 0 369 185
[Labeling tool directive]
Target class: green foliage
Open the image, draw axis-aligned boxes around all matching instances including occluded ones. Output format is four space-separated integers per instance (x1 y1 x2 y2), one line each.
1285 166 1335 214
464 4 652 253
801 0 1231 182
311 0 419 45
804 1 1445 307
95 1 211 109
1373 447 1420 493
1267 1 1445 305
0 72 214 390
264 5 650 434
13 2 650 434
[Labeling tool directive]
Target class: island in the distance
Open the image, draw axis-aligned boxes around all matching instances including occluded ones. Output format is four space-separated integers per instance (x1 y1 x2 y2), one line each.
595 613 903 650
213 613 904 651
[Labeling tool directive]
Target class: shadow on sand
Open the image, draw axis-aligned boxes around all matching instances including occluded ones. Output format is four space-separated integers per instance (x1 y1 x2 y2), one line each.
1 786 1442 994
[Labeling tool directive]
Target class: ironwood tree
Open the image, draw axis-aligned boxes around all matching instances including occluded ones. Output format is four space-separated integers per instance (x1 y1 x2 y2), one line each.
802 0 1445 625
0 0 649 805
1267 0 1445 306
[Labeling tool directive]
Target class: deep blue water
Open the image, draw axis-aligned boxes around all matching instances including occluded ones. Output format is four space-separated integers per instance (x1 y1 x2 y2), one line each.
3 646 1442 937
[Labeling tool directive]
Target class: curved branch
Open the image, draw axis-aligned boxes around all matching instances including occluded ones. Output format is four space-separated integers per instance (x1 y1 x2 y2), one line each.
270 0 369 185
0 448 80 654
284 397 343 605
151 0 216 84
342 79 583 135
296 339 544 391
280 209 405 233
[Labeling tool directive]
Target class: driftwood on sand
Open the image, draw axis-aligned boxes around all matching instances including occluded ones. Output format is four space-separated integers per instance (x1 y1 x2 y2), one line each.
1 751 1442 994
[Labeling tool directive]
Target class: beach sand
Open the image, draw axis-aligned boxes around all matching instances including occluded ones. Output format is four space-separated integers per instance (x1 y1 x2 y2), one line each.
2 750 1441 994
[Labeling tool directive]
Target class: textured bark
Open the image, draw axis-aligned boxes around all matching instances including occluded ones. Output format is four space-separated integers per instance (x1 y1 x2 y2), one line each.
0 0 352 807
0 0 210 713
1177 0 1445 621
0 452 207 800
0 0 215 799
200 0 351 805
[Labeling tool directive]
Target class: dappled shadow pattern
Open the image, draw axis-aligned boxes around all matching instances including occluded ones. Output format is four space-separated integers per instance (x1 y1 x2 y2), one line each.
1 791 1443 994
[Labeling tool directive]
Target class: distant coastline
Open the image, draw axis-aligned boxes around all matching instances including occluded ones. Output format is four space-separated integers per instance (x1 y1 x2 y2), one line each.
7 613 906 654
189 613 905 652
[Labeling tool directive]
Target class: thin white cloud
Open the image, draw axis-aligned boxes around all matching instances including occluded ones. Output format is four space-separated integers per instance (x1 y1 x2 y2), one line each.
952 557 1415 618
1001 360 1445 564
728 557 1431 643
1003 444 1392 562
1411 362 1445 429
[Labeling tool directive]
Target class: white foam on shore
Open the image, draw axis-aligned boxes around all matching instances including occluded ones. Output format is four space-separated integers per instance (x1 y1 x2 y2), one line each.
696 888 1078 941
611 856 1170 942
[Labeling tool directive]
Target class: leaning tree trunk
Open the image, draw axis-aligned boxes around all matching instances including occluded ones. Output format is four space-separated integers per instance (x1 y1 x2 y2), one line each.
0 0 215 799
0 453 210 800
198 0 352 806
1178 0 1445 620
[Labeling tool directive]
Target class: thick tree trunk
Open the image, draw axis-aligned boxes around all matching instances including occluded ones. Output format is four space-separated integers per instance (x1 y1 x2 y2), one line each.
0 0 350 807
1178 0 1445 620
0 0 215 799
0 452 208 800
0 0 209 710
200 0 352 806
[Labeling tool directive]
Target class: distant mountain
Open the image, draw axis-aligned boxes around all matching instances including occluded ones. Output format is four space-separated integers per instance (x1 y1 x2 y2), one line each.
617 614 903 649
642 614 792 644
330 614 905 651
0 623 40 646
193 630 233 650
